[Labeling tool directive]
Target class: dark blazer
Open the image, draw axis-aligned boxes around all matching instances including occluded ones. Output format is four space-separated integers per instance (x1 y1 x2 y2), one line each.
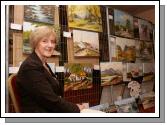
16 51 80 113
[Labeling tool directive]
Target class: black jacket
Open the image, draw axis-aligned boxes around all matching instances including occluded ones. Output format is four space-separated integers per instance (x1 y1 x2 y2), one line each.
16 51 80 113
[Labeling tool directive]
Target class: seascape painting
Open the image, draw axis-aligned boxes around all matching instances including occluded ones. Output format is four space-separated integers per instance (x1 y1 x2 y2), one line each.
115 37 136 62
114 9 134 38
73 30 99 57
68 5 102 32
64 63 93 91
24 5 55 24
100 62 123 86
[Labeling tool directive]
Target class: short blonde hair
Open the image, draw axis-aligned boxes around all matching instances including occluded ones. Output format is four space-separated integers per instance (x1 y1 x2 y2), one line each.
29 26 57 50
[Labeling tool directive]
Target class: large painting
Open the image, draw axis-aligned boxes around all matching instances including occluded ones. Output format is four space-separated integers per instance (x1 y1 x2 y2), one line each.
100 62 123 86
139 19 153 41
115 37 136 62
64 63 93 91
73 30 99 57
24 5 55 24
114 9 134 38
68 5 102 32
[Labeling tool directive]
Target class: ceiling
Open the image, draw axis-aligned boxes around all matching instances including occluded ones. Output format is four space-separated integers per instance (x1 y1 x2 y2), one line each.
108 5 155 15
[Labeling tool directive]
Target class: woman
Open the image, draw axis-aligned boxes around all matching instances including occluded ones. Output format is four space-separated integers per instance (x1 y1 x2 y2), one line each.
16 26 85 113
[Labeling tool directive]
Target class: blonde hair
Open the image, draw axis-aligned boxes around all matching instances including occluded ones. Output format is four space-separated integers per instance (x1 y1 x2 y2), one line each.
29 26 57 50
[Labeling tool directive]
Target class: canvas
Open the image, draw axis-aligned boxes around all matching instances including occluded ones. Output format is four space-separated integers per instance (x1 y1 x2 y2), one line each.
68 5 102 32
139 19 153 41
115 37 136 62
136 40 154 62
100 62 123 86
24 5 55 24
114 9 134 38
73 30 99 57
64 63 93 91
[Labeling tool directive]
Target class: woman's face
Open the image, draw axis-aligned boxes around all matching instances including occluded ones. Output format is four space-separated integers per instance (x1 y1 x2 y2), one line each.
35 34 56 58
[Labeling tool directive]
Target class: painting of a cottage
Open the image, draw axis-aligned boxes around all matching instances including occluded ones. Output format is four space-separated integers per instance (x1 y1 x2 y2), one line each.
64 63 93 91
100 62 123 86
114 9 134 38
115 37 136 62
73 30 99 57
68 5 102 32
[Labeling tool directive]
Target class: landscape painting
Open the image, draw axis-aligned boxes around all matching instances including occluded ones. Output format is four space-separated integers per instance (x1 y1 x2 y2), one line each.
115 37 136 62
68 5 102 32
139 19 153 41
24 5 55 24
73 30 99 57
64 63 93 91
114 9 134 38
127 63 143 79
136 40 154 62
100 62 123 86
143 63 155 82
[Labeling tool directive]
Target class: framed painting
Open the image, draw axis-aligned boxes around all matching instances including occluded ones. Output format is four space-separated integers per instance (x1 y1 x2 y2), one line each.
100 62 123 86
136 40 154 62
115 37 136 62
24 5 55 24
64 63 93 91
73 30 99 57
139 19 153 41
114 9 134 38
68 5 102 32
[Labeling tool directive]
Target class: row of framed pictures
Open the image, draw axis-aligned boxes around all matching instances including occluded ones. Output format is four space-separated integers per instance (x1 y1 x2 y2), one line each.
62 62 154 92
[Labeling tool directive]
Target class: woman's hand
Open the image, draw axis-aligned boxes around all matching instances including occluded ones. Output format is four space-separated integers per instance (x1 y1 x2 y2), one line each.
76 104 85 111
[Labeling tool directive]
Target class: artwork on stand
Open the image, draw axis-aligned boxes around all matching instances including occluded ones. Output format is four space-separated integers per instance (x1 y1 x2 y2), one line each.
100 62 123 86
139 19 153 41
133 17 139 39
115 37 136 62
68 5 102 32
108 8 114 35
136 40 154 62
114 9 134 38
64 63 93 91
24 5 55 24
73 30 99 57
126 63 143 80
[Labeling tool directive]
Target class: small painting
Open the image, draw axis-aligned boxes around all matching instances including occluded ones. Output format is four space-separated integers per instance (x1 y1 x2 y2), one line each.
73 30 99 57
114 9 134 38
68 5 102 32
64 63 93 91
100 62 123 86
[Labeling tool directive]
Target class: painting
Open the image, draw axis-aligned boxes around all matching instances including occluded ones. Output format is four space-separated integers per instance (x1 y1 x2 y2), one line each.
114 9 134 38
24 5 55 24
100 62 123 86
133 17 139 39
136 40 154 62
143 63 155 82
73 30 99 57
126 63 143 80
139 19 153 41
115 37 136 62
64 63 93 91
68 5 102 32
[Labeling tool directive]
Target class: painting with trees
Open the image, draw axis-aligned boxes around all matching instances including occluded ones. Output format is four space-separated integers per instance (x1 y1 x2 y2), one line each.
114 9 134 38
64 63 93 91
68 5 102 32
